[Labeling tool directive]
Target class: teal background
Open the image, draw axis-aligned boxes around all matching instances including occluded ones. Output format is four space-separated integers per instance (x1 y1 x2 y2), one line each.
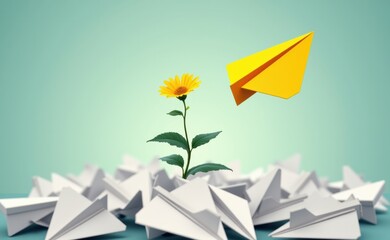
0 0 389 194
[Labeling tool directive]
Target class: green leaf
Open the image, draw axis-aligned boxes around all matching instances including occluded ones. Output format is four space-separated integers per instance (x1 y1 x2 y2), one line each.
160 154 184 168
191 131 222 149
186 163 232 177
147 132 189 151
167 110 183 117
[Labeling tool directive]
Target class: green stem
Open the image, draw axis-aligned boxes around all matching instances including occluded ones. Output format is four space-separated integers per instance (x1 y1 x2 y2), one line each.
181 99 192 178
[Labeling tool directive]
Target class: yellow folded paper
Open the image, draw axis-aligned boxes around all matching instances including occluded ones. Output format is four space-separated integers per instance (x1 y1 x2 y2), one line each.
227 32 314 105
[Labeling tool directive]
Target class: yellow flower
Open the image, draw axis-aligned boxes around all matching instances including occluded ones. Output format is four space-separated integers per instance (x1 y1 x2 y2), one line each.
159 73 201 98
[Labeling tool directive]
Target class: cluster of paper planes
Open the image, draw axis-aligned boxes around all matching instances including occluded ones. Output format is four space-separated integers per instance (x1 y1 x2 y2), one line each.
0 154 387 239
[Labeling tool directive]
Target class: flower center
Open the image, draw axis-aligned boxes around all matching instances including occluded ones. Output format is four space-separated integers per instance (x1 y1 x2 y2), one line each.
174 86 188 95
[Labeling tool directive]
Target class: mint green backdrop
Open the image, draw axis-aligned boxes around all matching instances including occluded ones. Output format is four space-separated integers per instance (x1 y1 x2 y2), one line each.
0 0 389 194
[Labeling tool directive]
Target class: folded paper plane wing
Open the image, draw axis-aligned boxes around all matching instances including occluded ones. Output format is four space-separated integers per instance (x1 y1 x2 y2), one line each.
209 185 256 240
68 164 106 200
220 182 249 200
271 209 360 239
174 178 255 239
287 171 322 197
270 196 361 239
153 169 176 194
253 195 306 225
136 183 227 240
343 166 389 212
0 197 58 236
247 168 281 215
227 32 314 105
102 169 162 238
114 163 139 181
45 188 126 240
327 180 346 193
247 168 308 226
51 173 84 195
29 176 54 198
332 180 385 224
332 181 384 206
99 169 152 215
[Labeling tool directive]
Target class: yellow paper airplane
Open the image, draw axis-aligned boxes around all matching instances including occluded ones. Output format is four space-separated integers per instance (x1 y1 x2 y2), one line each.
227 32 314 105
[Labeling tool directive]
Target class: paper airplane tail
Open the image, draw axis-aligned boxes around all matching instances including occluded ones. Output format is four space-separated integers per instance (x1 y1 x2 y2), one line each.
228 49 287 105
230 83 256 106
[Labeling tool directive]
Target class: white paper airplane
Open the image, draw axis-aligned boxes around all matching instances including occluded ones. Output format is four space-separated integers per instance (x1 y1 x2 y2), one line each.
269 154 329 198
136 178 256 240
152 169 176 198
45 188 126 240
287 171 320 196
67 164 106 200
343 166 365 189
27 178 56 228
114 164 139 181
29 176 55 198
147 158 163 176
248 167 264 184
0 197 58 236
268 154 302 195
136 179 227 240
343 165 389 212
100 169 153 217
115 156 161 181
266 165 300 198
209 185 256 240
247 168 283 216
33 211 54 228
147 169 177 239
327 166 388 212
287 171 332 197
327 180 346 193
332 180 385 224
172 175 189 188
220 182 249 199
270 195 362 239
247 168 306 225
253 195 307 226
51 173 84 195
274 153 302 173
